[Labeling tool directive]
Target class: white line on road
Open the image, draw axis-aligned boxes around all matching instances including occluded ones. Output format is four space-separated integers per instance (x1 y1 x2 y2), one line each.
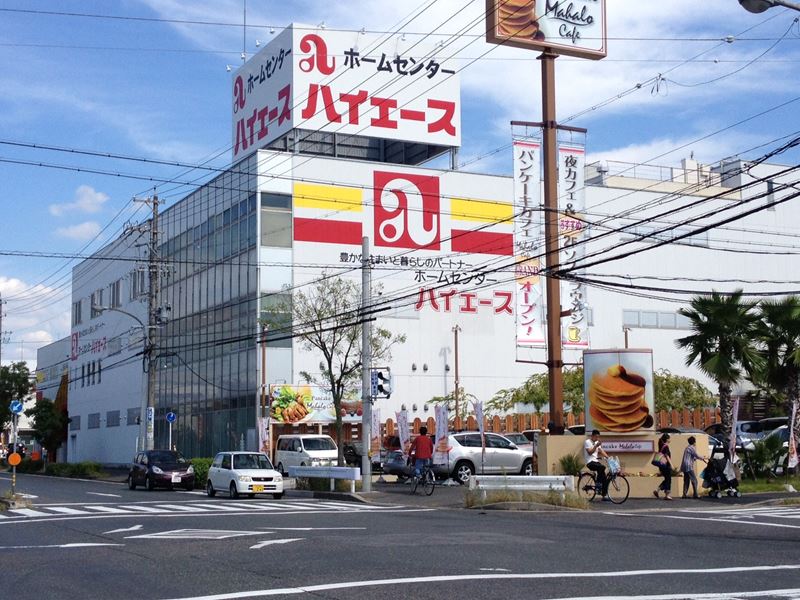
544 589 800 600
262 527 366 531
163 564 800 600
104 525 143 534
9 509 51 517
126 529 272 540
250 538 303 549
0 543 124 550
624 513 800 530
47 507 91 515
86 492 122 498
155 504 212 512
82 506 131 514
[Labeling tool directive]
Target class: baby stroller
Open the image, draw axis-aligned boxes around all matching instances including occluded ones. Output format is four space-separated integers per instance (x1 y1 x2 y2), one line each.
702 456 741 498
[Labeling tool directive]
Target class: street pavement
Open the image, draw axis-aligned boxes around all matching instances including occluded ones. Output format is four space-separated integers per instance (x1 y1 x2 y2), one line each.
1 471 799 600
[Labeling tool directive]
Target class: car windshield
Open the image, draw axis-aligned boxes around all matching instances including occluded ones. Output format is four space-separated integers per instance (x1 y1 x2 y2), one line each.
505 434 527 445
303 438 336 451
233 454 273 470
149 451 184 464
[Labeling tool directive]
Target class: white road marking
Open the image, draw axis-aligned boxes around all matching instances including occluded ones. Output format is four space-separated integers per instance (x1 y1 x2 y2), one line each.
104 525 143 534
545 589 800 600
17 493 38 499
162 565 800 600
83 506 130 514
86 492 122 498
127 529 272 540
155 504 211 512
0 543 123 550
119 505 166 513
225 502 284 511
264 527 366 531
9 508 51 517
479 568 511 572
188 503 247 512
250 538 303 549
47 507 90 515
639 513 800 530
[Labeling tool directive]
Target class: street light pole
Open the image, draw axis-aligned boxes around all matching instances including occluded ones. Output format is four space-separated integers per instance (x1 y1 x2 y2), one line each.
739 0 800 12
452 325 461 428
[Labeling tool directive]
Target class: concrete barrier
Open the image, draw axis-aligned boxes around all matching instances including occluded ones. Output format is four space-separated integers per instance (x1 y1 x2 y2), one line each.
288 465 361 493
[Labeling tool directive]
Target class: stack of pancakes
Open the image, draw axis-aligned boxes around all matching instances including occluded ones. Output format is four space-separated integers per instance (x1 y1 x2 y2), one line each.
496 0 545 40
588 365 653 432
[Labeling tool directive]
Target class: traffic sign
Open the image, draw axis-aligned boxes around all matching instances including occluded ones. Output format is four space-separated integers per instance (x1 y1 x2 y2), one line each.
8 452 21 467
166 411 176 423
9 400 23 414
370 371 379 396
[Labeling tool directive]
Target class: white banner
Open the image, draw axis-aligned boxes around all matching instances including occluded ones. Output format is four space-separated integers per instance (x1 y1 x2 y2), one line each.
558 144 590 349
513 138 545 348
434 404 449 465
474 400 485 435
396 410 410 458
789 401 798 469
257 416 270 455
729 396 740 462
370 408 381 456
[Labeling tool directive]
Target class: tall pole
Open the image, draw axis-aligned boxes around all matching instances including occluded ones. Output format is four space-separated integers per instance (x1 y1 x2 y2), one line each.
452 325 461 429
260 324 268 457
0 292 9 367
540 51 565 434
146 194 160 450
360 237 372 493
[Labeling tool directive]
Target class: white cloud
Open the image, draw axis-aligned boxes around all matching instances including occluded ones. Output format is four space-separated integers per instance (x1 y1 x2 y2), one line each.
49 185 109 217
56 221 101 241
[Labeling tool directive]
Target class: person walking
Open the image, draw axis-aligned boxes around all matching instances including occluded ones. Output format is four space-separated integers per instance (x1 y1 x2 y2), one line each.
654 433 673 500
681 436 707 499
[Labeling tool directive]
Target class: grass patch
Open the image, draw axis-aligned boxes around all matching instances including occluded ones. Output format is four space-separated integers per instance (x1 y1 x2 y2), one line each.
780 497 800 505
294 477 362 492
738 476 800 494
465 488 588 510
44 462 105 479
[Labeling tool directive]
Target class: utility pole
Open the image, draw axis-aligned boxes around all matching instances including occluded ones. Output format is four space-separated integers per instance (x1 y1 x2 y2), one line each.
360 237 372 493
0 292 10 367
452 325 461 429
260 323 269 458
540 51 565 435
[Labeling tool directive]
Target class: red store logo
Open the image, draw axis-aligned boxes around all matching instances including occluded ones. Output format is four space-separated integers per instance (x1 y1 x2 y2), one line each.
373 172 440 250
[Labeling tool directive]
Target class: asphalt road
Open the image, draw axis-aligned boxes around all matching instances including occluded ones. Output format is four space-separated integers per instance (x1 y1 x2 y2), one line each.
1 472 799 600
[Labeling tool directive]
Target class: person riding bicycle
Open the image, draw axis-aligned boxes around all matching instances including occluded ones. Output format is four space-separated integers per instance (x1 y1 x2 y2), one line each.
584 429 610 501
409 426 434 478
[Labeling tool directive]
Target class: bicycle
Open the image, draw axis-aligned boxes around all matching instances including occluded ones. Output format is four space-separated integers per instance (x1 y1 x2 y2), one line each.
411 462 436 496
577 459 630 504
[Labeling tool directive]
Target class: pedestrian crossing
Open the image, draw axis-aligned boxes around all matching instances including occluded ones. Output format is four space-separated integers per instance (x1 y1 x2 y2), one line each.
679 504 800 525
0 499 419 521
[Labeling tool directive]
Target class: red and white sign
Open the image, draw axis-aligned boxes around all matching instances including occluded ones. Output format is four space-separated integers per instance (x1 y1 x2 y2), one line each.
232 24 461 160
374 172 441 250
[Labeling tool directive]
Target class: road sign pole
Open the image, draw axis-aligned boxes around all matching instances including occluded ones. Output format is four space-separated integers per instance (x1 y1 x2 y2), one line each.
11 413 17 496
169 422 172 451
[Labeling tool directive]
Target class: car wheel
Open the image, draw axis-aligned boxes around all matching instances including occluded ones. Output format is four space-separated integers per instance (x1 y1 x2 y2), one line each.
127 475 136 490
273 493 284 500
206 480 216 497
453 461 474 485
521 459 533 476
145 476 155 491
229 482 240 499
277 462 284 476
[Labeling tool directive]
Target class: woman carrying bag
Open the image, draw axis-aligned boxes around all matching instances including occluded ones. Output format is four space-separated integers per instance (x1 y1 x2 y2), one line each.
652 433 673 500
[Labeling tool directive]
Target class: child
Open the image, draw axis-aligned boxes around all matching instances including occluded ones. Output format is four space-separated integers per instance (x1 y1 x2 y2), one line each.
681 436 707 499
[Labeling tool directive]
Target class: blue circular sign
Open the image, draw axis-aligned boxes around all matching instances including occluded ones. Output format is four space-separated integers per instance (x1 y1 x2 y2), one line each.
9 400 23 415
166 411 177 423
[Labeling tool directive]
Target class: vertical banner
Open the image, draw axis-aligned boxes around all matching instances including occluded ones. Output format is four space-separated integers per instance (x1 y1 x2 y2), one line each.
396 410 410 457
473 400 486 473
729 396 740 462
788 401 798 470
370 408 382 456
513 138 546 348
434 404 449 465
558 144 590 349
257 416 270 455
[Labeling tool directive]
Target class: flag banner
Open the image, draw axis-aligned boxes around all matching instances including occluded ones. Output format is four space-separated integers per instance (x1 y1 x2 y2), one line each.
257 416 270 456
789 401 798 470
396 410 411 457
371 408 381 456
729 396 740 462
558 143 590 349
513 138 546 349
434 404 450 465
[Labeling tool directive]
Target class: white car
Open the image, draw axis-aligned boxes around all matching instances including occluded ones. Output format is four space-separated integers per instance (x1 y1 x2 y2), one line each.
206 451 284 499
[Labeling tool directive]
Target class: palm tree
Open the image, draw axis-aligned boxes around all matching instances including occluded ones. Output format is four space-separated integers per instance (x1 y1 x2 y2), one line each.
676 290 763 446
758 296 800 458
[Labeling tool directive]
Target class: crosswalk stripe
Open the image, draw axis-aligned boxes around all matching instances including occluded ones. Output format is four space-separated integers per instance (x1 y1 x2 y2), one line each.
187 503 247 512
47 507 91 515
83 506 131 514
154 504 211 512
225 502 284 511
10 508 51 517
118 505 165 513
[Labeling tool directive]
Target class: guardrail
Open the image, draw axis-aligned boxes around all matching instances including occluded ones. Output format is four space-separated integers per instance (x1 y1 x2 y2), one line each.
287 465 362 493
468 475 575 500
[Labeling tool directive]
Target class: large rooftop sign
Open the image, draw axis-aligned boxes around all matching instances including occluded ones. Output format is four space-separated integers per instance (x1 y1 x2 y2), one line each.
232 24 461 160
485 0 607 59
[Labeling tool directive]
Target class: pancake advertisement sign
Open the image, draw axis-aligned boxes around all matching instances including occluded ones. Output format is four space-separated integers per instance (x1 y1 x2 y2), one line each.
583 349 655 433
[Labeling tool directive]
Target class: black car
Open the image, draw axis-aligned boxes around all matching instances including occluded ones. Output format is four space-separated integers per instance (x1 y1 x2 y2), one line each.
128 450 195 491
382 450 413 481
343 441 382 472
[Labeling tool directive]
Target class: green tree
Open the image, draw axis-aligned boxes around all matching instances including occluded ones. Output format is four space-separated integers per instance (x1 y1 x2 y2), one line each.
285 275 405 466
25 397 69 460
676 290 763 446
486 367 585 419
563 367 585 417
757 296 800 457
0 362 33 430
429 386 478 424
653 369 715 412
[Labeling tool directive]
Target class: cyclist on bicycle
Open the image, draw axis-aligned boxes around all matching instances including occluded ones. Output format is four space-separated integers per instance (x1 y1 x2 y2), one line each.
409 426 434 478
584 429 610 501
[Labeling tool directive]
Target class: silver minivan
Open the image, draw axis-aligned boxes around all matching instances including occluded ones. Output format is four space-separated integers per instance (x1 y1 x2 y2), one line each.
274 434 338 475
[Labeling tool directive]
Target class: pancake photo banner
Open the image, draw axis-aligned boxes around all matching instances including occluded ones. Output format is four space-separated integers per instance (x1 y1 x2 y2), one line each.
583 349 655 434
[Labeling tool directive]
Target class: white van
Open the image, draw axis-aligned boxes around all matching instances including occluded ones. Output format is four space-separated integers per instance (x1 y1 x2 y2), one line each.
274 434 338 475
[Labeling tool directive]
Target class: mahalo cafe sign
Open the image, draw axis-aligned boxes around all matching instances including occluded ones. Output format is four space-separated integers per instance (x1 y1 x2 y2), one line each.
485 0 607 59
231 23 461 160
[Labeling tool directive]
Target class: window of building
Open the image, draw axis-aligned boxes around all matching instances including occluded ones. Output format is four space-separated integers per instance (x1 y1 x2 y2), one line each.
69 415 81 431
106 410 120 427
81 364 85 387
260 192 292 248
72 300 83 326
88 413 101 429
260 294 292 348
130 269 147 300
90 289 104 318
640 311 659 328
127 407 139 426
622 310 640 327
623 309 694 330
109 279 122 308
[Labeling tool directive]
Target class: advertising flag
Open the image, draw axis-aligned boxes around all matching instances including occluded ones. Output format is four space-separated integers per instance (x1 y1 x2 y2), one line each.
257 416 270 456
396 410 410 457
370 408 382 456
789 401 798 470
434 404 449 465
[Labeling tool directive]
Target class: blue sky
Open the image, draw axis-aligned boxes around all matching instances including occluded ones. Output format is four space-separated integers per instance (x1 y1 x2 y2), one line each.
1 0 799 366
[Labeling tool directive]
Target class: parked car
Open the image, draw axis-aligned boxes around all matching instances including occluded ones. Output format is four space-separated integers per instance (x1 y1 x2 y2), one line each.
274 434 338 475
343 441 382 472
128 450 195 491
382 450 413 481
763 425 798 474
758 416 788 435
503 432 534 451
433 432 534 484
206 451 283 499
705 421 764 442
708 434 756 457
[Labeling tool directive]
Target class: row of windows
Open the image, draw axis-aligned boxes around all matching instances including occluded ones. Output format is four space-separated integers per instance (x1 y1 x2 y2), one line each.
622 309 693 330
69 360 102 390
71 407 139 431
620 225 709 248
72 273 143 326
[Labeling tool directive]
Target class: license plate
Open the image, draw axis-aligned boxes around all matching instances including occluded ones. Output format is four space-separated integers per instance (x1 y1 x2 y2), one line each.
252 485 264 492
171 474 181 483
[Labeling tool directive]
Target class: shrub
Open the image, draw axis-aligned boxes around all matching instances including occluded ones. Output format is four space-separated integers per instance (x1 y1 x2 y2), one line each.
745 435 785 477
190 458 213 488
15 459 44 473
44 461 103 479
558 452 584 476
